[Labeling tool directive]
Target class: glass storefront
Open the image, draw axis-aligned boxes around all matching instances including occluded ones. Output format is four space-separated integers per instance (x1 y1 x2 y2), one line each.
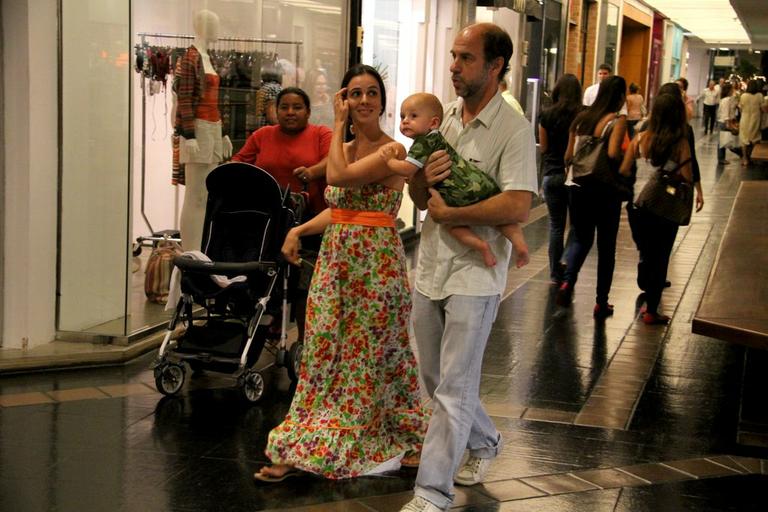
360 0 416 232
59 1 131 336
58 0 349 340
597 0 621 72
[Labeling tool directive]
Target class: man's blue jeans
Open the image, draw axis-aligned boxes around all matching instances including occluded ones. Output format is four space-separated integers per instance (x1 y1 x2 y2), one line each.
411 292 502 510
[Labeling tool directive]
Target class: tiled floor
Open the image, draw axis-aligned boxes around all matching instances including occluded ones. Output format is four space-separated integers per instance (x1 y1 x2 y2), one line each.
2 128 768 511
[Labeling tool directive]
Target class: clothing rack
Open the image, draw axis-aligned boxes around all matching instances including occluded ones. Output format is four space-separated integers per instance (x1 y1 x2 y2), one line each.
134 32 303 243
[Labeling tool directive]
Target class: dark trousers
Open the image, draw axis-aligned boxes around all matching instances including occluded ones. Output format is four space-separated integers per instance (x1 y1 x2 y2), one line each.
702 104 718 133
564 185 622 305
633 208 678 314
542 173 572 282
627 119 640 139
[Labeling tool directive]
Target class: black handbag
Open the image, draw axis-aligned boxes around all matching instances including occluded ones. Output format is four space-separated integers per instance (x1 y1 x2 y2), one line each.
634 158 693 226
570 119 616 185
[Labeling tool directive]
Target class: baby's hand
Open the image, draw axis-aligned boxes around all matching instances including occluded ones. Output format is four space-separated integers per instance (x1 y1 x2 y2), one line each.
378 142 401 162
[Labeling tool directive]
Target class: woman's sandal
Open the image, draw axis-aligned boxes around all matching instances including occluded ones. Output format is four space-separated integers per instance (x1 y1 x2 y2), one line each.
253 465 302 483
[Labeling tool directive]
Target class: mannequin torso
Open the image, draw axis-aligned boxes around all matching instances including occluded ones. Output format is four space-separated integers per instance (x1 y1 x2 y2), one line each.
174 9 232 251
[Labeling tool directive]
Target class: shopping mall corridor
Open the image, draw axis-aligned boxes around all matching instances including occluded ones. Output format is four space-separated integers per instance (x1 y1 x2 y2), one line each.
1 128 767 511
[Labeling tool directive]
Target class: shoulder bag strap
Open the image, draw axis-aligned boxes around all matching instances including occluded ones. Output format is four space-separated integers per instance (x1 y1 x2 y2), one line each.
599 116 617 139
660 157 692 180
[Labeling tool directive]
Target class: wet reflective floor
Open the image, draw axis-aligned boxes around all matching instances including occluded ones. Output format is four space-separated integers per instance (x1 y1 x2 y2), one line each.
2 129 767 511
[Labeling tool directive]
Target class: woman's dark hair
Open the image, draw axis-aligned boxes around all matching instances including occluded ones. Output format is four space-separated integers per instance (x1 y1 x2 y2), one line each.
276 87 311 109
572 75 626 135
340 64 386 116
746 79 760 94
646 92 687 167
542 74 583 133
629 83 639 94
720 83 733 99
552 73 582 107
658 81 682 99
676 77 689 91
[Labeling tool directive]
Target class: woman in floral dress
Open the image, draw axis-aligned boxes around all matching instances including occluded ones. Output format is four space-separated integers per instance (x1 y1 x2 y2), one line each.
254 64 428 481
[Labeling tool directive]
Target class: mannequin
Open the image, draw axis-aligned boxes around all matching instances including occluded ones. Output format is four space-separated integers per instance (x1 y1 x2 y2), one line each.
174 9 232 251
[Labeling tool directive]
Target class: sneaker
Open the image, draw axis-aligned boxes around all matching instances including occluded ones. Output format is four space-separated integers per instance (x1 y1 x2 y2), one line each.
454 455 494 486
400 496 444 512
454 433 503 487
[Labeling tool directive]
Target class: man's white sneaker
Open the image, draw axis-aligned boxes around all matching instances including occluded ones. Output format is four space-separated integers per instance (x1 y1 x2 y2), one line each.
453 455 493 486
400 496 444 512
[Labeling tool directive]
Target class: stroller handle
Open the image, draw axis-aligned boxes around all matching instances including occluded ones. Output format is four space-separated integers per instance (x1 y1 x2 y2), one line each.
173 256 277 277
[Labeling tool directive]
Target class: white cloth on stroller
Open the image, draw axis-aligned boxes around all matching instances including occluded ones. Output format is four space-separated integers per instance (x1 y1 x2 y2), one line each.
165 250 248 310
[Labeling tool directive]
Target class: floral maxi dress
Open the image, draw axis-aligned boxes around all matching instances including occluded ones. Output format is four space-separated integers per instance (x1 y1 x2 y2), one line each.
265 183 428 479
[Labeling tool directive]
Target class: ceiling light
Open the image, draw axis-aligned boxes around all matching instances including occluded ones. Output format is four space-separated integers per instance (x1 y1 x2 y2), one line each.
642 0 750 44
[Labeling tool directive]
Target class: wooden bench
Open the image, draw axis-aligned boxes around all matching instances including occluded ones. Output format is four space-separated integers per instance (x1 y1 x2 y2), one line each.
752 142 768 162
692 181 768 350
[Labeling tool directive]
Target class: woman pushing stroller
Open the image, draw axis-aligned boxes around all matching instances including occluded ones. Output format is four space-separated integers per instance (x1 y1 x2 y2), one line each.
231 86 331 343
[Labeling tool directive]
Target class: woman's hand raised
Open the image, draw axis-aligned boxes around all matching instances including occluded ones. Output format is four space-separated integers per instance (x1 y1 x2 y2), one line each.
334 88 349 125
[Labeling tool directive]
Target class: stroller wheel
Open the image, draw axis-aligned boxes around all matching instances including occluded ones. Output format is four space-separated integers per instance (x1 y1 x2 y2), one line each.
241 370 265 403
287 342 304 383
154 363 186 396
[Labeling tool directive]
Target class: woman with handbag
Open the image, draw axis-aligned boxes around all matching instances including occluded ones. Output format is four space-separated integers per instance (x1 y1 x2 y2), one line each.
557 76 627 319
619 93 693 325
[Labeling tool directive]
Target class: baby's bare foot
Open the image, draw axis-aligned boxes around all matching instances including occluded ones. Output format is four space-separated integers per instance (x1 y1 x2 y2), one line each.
479 243 497 267
515 249 530 268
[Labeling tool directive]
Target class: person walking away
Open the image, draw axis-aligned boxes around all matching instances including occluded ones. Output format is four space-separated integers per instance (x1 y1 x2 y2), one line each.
626 83 645 139
738 79 765 167
620 93 693 324
675 77 695 121
538 74 583 285
399 23 538 512
556 76 627 319
716 83 740 165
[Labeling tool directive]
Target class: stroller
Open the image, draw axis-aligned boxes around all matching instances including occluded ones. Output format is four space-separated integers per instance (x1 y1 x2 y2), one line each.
153 162 304 402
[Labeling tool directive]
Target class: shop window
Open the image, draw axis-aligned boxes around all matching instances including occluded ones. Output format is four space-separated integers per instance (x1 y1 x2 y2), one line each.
599 1 620 71
59 0 348 339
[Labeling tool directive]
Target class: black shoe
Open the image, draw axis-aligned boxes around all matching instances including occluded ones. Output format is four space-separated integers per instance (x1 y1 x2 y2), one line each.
593 303 615 319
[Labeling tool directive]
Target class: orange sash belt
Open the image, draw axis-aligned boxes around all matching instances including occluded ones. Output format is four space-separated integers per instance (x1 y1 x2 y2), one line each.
330 208 396 228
